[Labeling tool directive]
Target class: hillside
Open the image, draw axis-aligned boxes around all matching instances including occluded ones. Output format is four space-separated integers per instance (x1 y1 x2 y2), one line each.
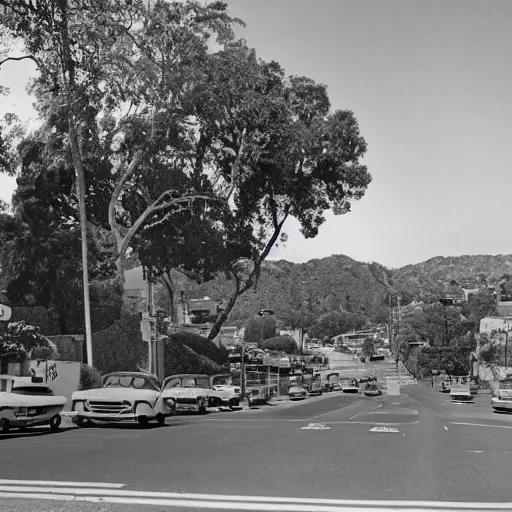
393 254 512 302
157 253 512 330
173 255 393 328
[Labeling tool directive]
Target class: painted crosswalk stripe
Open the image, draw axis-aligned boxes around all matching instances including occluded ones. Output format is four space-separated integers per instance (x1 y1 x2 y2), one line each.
1 485 512 509
0 479 125 489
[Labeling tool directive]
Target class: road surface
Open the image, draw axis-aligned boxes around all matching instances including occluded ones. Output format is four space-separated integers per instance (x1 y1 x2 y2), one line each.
2 383 512 511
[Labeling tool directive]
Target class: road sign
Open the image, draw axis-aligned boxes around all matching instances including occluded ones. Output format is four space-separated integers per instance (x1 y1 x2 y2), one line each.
140 314 156 342
0 304 12 322
370 426 399 433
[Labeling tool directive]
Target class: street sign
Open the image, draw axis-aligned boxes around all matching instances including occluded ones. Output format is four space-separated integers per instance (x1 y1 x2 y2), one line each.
0 304 12 322
370 426 399 433
140 314 156 342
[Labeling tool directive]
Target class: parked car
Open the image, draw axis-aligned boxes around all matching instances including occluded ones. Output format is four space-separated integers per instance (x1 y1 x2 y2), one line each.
245 371 272 406
306 374 323 396
491 379 512 413
71 371 172 427
324 373 341 392
0 376 67 433
161 374 214 414
287 383 307 400
340 377 359 394
210 374 241 409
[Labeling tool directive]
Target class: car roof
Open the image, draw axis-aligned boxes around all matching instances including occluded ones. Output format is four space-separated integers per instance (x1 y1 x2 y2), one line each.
103 372 157 379
166 374 209 379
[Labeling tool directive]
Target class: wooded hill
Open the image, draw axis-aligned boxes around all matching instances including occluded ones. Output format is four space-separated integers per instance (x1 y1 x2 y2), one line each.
168 253 512 329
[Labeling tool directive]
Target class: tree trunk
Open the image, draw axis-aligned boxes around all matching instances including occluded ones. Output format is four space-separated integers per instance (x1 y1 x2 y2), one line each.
160 272 175 322
208 290 239 341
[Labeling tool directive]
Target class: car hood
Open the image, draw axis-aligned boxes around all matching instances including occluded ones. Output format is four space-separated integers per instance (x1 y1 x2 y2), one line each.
0 392 67 408
72 387 159 401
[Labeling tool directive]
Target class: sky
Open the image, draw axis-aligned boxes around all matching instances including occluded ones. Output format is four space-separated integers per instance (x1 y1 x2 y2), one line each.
1 0 511 269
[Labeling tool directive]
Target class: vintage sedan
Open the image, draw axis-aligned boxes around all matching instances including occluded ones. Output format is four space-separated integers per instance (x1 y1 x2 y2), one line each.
287 383 307 400
340 377 359 394
71 372 172 427
210 374 241 409
0 376 67 433
161 374 213 414
491 380 512 413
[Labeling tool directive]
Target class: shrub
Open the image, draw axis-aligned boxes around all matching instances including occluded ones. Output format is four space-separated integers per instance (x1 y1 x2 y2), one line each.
260 335 297 354
168 331 228 365
10 306 57 335
163 337 224 377
79 364 102 390
91 311 146 374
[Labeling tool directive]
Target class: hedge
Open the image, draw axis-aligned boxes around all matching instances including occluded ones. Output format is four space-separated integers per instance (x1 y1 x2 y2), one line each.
10 306 58 336
260 335 298 354
91 311 145 375
163 337 224 377
168 331 228 365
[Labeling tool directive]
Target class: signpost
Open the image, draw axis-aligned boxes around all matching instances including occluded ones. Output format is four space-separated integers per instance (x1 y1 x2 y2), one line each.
0 304 12 322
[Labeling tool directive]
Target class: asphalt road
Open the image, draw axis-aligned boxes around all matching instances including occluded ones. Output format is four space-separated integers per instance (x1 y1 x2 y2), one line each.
2 384 512 511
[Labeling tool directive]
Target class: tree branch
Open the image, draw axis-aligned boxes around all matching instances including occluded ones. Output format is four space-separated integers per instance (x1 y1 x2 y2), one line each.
108 149 145 251
117 193 217 268
223 128 246 201
0 55 41 68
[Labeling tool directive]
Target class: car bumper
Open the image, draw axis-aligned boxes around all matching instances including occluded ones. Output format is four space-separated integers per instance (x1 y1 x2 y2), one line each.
492 399 512 411
68 411 143 422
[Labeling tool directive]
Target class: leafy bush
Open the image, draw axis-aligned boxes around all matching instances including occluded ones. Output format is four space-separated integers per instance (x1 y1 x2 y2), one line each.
91 311 145 374
260 335 297 354
0 321 58 363
362 337 376 358
79 363 102 390
10 306 57 335
168 331 228 364
163 337 224 377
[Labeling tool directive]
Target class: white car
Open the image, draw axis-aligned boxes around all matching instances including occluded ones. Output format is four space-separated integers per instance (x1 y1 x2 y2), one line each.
70 372 173 427
161 374 213 414
210 374 241 409
491 382 512 413
0 376 67 433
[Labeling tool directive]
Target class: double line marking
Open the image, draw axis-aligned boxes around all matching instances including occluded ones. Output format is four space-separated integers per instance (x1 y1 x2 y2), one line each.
0 480 511 510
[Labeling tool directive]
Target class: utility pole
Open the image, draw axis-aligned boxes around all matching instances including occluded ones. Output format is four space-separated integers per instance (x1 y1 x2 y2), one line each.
240 340 246 400
147 280 155 374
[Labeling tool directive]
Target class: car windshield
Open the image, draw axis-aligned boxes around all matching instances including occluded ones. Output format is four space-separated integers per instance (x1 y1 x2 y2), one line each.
212 375 240 386
164 377 209 389
103 375 159 391
11 386 54 396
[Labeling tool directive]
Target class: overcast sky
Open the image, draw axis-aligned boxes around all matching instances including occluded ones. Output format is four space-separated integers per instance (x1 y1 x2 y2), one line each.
1 0 511 269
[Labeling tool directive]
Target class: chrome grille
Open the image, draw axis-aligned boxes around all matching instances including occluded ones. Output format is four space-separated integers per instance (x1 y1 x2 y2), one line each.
87 400 131 415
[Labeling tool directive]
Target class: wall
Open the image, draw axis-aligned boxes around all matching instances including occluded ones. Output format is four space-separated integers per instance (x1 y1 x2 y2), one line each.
30 360 81 411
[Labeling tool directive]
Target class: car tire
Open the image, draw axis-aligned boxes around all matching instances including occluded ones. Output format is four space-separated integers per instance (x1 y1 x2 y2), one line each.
156 413 166 426
197 398 207 415
0 419 10 434
137 415 150 427
228 398 239 410
49 414 62 432
73 416 87 427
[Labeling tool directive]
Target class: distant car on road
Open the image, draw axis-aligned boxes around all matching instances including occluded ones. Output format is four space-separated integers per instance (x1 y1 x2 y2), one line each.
71 371 172 427
340 378 359 394
361 379 382 397
491 379 512 413
0 376 67 433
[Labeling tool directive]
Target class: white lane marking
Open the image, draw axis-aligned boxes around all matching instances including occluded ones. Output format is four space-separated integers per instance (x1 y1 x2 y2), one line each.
450 422 512 430
467 451 483 453
301 423 331 430
370 427 399 433
1 490 512 510
349 404 382 420
444 426 448 431
0 479 125 489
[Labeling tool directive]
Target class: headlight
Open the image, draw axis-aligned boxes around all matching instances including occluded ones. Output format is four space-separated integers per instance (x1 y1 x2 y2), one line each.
165 398 176 407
